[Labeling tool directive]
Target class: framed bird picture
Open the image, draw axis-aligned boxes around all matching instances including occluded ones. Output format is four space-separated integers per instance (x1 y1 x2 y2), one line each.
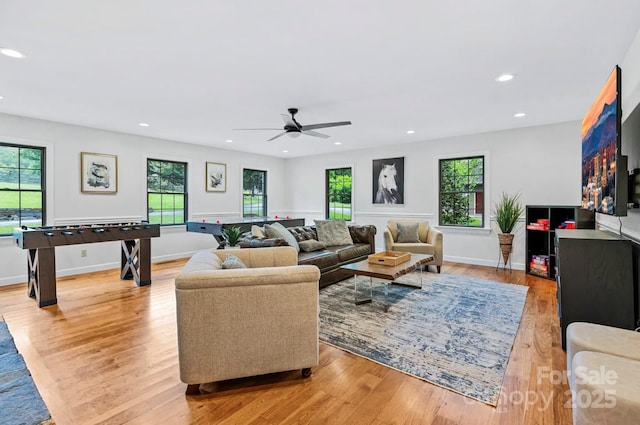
206 162 226 192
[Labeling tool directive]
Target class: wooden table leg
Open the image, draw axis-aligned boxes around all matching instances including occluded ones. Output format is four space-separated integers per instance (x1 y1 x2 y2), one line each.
137 238 151 286
121 239 151 286
28 247 57 307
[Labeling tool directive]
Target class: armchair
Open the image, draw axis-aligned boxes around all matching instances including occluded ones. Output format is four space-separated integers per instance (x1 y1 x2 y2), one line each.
383 219 443 272
175 247 320 393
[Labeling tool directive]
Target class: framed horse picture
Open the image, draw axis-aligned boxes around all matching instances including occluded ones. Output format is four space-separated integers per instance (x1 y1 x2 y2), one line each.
372 157 404 204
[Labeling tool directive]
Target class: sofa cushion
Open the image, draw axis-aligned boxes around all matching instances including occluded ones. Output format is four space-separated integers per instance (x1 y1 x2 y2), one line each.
326 244 372 262
314 219 353 246
288 226 318 242
222 253 247 269
397 222 420 243
298 239 327 252
251 225 266 238
181 250 223 274
265 222 300 252
298 250 339 271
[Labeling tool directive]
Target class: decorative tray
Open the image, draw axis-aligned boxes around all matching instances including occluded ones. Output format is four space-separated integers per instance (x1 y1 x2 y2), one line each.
368 251 411 266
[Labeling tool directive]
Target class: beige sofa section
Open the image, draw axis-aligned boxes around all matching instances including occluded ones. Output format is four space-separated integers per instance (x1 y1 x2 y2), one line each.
175 246 320 393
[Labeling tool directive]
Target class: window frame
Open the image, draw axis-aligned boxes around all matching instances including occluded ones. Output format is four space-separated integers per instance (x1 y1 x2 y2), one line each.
242 168 267 217
325 167 352 220
146 158 188 226
0 142 46 236
438 155 485 228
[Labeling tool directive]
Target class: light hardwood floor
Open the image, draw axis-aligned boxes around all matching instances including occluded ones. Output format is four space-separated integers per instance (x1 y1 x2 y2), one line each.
0 260 572 425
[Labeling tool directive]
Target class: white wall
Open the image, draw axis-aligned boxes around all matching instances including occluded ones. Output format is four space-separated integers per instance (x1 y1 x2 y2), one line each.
0 113 287 285
286 121 581 269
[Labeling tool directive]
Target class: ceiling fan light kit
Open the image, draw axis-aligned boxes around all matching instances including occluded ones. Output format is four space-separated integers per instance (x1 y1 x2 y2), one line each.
234 107 351 141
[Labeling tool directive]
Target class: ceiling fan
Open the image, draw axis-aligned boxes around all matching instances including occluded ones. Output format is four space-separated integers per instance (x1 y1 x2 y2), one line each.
233 108 351 141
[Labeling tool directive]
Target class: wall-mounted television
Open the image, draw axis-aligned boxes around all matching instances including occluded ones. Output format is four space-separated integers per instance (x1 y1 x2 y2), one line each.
581 65 627 216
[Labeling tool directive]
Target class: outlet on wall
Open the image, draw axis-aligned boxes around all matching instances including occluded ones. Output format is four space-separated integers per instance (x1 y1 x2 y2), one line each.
81 249 87 258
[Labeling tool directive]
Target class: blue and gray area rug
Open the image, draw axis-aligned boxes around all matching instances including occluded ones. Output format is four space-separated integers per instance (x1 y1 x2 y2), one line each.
0 316 54 425
318 272 528 406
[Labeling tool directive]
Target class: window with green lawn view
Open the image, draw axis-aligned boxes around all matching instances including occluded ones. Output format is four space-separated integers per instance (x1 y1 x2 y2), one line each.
243 169 267 217
439 156 484 227
0 143 45 235
326 167 352 220
147 159 187 225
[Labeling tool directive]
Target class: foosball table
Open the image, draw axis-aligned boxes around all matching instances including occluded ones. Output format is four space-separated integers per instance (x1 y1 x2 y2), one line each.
13 222 160 307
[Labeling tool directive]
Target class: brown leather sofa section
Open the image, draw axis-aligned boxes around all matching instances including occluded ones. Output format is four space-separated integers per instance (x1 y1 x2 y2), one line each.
238 224 377 288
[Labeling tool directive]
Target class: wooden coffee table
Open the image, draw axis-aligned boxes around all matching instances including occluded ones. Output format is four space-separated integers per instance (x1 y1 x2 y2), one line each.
340 253 434 311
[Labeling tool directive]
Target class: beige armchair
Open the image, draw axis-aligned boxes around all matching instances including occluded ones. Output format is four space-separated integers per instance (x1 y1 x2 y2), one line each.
175 246 320 393
383 219 443 272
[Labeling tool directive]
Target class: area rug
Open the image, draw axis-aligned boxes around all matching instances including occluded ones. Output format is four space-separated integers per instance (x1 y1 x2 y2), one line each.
0 316 54 425
318 272 528 406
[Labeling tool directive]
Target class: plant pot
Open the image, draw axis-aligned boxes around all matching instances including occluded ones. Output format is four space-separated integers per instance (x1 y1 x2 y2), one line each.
498 233 514 265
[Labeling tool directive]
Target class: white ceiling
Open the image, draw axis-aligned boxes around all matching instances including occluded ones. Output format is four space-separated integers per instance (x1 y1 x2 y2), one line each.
1 1 640 158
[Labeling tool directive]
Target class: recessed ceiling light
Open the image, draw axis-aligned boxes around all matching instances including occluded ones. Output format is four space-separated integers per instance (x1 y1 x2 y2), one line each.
0 48 25 59
514 112 526 118
225 139 233 143
138 122 150 127
495 73 515 82
407 130 415 134
282 150 288 153
334 142 342 145
0 96 3 100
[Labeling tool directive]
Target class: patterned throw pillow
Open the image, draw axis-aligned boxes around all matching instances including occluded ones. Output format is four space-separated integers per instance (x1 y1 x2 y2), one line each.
314 219 353 246
397 222 420 243
298 239 327 252
222 253 247 269
264 222 300 252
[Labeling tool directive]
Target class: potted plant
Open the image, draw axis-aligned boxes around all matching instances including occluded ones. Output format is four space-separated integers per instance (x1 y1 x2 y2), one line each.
221 226 243 248
493 192 524 267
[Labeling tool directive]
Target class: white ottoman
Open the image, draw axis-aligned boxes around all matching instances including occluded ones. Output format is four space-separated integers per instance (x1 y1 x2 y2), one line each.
571 351 640 425
566 322 640 388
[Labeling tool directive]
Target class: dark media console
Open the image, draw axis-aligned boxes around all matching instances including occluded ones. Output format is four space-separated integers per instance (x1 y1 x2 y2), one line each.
13 223 160 307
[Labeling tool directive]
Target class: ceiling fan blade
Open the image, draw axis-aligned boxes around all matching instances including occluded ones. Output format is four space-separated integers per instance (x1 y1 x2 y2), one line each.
300 121 352 131
280 114 299 129
301 130 330 139
232 128 282 131
267 131 287 141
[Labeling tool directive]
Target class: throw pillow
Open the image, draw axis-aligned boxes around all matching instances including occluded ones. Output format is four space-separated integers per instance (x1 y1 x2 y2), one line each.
298 239 327 252
264 222 300 252
181 250 223 274
222 253 247 269
314 219 353 246
251 225 266 238
397 222 420 243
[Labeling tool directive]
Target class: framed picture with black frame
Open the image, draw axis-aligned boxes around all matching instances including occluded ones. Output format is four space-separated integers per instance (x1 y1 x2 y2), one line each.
372 157 404 204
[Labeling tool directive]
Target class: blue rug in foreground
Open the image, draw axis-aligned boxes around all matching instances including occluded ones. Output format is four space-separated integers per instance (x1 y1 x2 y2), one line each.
0 319 54 425
318 272 529 406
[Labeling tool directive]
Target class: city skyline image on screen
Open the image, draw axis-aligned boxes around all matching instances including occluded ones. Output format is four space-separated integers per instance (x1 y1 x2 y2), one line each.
581 66 621 215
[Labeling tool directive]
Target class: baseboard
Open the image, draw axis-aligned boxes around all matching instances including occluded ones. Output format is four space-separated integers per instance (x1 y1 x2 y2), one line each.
0 251 197 287
444 255 525 271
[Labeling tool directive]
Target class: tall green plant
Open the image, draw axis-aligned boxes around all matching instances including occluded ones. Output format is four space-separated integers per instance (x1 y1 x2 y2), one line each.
493 192 524 234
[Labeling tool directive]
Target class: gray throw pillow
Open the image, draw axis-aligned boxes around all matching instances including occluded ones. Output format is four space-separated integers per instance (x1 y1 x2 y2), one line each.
264 222 300 252
314 219 353 246
397 222 420 243
222 253 247 269
181 250 223 274
298 239 327 252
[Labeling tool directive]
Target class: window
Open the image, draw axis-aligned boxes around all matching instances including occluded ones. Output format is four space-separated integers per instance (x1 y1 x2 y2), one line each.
243 168 267 217
326 167 352 220
147 159 187 225
439 156 484 227
0 143 46 235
